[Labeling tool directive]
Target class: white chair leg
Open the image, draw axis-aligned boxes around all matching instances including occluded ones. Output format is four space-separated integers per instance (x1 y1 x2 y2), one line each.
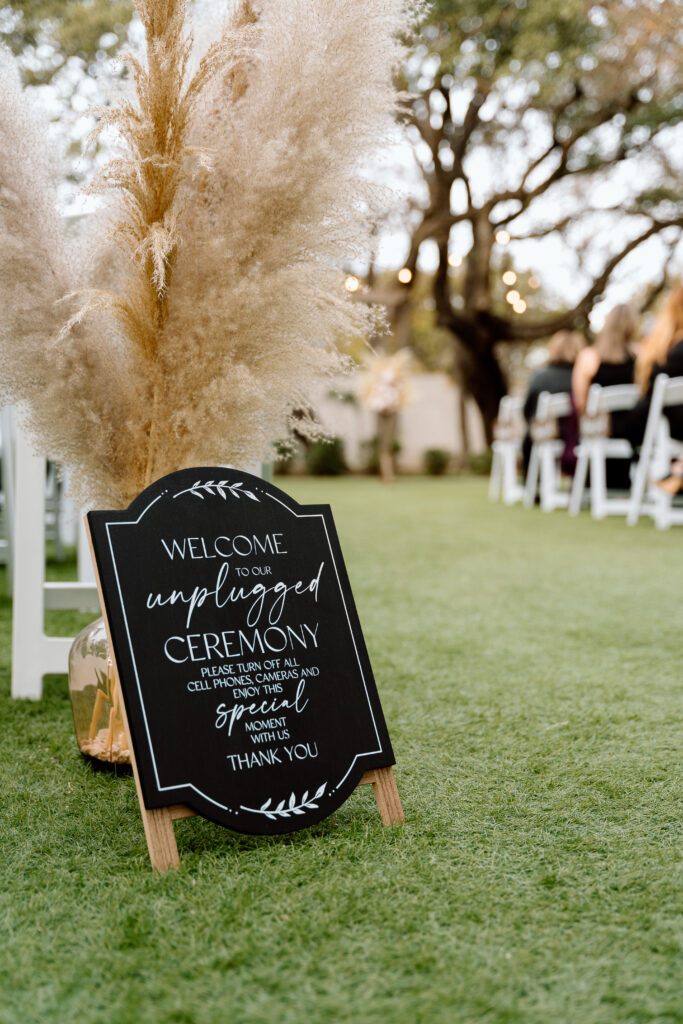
11 430 49 699
653 488 671 530
627 440 653 527
569 449 588 516
489 446 502 502
501 448 520 505
590 447 607 520
1 407 15 593
540 445 556 512
524 446 539 508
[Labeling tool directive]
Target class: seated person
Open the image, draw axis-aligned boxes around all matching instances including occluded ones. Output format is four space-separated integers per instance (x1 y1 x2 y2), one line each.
572 304 637 489
522 330 585 473
628 286 683 493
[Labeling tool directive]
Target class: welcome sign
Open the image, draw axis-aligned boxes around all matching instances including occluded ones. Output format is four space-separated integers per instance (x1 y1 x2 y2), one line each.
87 468 402 866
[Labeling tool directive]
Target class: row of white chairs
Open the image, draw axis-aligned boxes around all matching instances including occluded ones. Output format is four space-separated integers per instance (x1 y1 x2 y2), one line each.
489 373 683 529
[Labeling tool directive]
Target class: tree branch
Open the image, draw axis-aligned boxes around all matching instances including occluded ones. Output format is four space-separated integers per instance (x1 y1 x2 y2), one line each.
482 217 683 341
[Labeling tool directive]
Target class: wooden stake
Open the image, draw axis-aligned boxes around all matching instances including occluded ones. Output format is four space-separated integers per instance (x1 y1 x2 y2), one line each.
360 767 405 825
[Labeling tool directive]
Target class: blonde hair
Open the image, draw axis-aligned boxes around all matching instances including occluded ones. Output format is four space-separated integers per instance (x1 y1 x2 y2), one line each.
547 330 585 364
635 286 683 393
594 304 637 363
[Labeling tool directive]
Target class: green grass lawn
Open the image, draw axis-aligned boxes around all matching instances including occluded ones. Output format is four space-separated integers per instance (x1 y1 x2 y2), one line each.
0 477 680 1024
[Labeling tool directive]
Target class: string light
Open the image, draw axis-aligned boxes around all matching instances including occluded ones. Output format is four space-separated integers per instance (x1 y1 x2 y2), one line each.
495 229 511 245
528 275 540 289
448 254 462 268
513 299 527 314
398 267 413 284
506 289 520 304
502 270 517 286
344 275 360 293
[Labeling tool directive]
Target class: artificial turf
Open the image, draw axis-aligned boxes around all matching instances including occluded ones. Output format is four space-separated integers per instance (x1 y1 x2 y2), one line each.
0 477 680 1024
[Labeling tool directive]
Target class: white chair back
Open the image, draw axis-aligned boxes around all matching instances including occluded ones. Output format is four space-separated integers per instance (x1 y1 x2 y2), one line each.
524 391 571 511
537 391 571 420
585 383 640 415
627 374 683 528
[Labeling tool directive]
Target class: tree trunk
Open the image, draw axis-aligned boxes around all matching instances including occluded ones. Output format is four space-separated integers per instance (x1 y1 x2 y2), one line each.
450 333 507 446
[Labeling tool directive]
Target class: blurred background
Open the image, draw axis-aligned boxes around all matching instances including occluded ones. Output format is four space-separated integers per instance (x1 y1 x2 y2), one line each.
2 0 681 476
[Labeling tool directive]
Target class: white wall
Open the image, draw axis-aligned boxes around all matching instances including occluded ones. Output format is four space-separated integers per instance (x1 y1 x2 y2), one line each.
311 372 487 471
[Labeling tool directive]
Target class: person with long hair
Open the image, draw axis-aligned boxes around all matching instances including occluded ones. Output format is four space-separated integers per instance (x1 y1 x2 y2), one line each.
572 304 637 413
571 304 637 488
521 330 585 474
630 286 683 493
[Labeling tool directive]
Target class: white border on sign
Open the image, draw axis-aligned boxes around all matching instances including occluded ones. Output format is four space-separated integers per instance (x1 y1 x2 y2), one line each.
103 482 384 813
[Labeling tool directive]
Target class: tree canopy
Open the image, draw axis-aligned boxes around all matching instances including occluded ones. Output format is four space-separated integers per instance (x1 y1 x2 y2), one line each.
385 0 683 436
0 0 133 82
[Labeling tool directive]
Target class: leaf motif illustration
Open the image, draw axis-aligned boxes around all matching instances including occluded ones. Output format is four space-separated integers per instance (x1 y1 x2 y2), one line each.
315 783 326 799
233 481 243 488
260 798 272 812
308 802 318 810
301 791 308 805
276 800 285 813
265 813 276 820
289 792 296 809
244 490 258 501
292 808 305 815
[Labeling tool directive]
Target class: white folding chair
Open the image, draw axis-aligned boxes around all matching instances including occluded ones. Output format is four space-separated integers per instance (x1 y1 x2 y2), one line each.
11 428 101 699
627 374 683 529
489 396 524 505
524 391 572 511
0 406 16 590
569 383 639 519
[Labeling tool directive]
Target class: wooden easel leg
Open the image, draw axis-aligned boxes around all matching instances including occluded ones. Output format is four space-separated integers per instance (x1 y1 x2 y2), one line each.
371 766 404 826
140 805 180 872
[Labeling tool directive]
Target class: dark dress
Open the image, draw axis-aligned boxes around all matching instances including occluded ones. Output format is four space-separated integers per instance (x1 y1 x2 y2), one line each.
589 356 635 490
624 338 683 447
522 361 573 473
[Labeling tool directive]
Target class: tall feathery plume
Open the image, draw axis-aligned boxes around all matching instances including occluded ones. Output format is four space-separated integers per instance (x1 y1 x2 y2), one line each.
0 0 419 510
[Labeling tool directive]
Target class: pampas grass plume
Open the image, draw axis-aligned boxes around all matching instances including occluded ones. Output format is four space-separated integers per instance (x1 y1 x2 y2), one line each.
0 0 419 509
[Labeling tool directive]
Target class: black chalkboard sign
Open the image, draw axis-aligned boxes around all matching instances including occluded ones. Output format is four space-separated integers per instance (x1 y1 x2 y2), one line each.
87 468 396 838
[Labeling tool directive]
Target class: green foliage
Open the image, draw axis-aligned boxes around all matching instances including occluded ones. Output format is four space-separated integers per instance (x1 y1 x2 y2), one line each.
0 479 681 1023
423 447 450 475
304 436 348 476
1 0 133 82
361 435 401 475
468 449 493 475
417 0 599 83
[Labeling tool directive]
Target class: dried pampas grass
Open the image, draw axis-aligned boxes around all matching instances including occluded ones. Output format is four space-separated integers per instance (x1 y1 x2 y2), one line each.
0 0 418 509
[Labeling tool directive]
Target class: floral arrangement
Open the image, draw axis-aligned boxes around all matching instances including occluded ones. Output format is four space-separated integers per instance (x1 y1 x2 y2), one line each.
359 349 415 415
0 0 418 509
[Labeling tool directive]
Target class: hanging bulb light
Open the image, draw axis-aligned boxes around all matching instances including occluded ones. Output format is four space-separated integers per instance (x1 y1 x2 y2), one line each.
502 270 517 286
506 289 520 304
495 229 511 245
398 267 413 284
448 254 462 268
513 299 527 314
344 275 360 293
